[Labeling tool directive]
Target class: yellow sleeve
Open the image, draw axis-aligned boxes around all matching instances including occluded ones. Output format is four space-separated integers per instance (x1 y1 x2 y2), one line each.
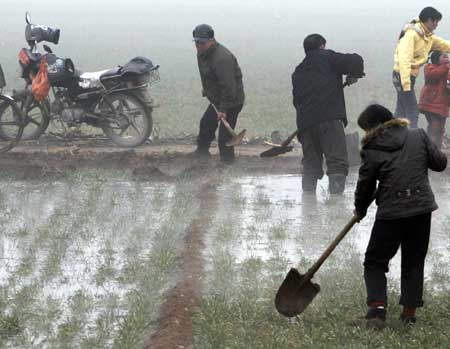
397 31 415 91
431 36 450 52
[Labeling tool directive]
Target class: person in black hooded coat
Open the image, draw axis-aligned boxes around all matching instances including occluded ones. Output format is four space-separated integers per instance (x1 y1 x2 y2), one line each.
353 104 447 328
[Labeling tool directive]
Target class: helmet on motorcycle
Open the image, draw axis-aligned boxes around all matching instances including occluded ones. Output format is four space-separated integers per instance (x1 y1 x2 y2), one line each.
26 23 60 45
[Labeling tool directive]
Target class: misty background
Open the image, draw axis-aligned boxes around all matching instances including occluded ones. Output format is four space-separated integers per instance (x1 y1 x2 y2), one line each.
1 0 450 138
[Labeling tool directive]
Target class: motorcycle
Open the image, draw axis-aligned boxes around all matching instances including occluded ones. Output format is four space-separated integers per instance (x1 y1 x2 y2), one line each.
0 12 159 147
0 64 24 152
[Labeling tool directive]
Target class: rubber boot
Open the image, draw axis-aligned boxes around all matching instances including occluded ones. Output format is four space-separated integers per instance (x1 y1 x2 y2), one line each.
189 147 211 160
328 174 346 195
302 176 318 193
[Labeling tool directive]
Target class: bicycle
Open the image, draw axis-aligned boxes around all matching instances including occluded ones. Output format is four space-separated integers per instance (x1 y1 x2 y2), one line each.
0 64 24 153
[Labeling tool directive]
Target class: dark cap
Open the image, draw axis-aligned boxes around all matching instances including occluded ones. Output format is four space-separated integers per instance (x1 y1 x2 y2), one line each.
193 24 214 43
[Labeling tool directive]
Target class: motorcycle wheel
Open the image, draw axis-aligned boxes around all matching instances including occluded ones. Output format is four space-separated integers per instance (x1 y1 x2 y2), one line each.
98 92 152 147
0 95 24 153
0 90 50 141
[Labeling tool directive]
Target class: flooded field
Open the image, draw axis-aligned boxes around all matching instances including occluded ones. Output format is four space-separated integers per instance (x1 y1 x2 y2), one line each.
198 172 450 348
0 166 449 348
0 171 199 348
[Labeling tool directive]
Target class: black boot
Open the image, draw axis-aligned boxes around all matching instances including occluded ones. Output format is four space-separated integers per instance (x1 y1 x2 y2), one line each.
190 147 211 160
328 174 346 194
302 176 318 193
351 307 386 330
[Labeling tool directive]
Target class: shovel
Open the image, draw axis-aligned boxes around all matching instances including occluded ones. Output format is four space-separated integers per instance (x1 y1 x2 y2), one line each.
211 104 246 146
275 215 359 318
262 80 358 158
260 130 298 157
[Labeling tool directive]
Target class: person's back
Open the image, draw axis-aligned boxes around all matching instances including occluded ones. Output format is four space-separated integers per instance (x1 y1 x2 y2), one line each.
292 48 363 132
353 104 447 328
356 118 446 220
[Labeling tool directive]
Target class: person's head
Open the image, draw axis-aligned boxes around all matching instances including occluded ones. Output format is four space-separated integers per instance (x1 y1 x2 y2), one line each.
303 34 326 53
193 24 215 54
419 7 442 32
430 51 449 65
358 104 394 131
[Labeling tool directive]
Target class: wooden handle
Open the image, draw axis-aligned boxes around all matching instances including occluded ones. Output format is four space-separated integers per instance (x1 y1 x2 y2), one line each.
303 216 359 280
281 131 298 147
210 103 237 137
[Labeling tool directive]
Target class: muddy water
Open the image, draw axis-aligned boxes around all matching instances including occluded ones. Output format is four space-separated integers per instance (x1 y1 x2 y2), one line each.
208 171 450 290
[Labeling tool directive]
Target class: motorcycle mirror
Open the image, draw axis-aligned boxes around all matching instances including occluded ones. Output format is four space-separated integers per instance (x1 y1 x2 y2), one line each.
43 44 53 54
25 12 31 24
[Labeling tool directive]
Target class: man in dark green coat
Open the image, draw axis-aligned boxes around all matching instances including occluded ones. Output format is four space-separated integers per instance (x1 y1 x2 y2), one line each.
193 24 245 163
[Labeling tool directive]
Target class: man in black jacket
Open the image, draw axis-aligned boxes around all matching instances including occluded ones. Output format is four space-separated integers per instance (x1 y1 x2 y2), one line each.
192 24 245 164
354 104 447 328
292 34 364 194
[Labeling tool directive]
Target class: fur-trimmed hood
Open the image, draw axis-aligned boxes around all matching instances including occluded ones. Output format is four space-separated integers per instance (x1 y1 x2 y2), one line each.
361 118 410 151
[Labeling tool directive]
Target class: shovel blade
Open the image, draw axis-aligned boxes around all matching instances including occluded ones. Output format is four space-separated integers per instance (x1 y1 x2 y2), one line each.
226 129 246 147
275 268 320 318
260 146 294 158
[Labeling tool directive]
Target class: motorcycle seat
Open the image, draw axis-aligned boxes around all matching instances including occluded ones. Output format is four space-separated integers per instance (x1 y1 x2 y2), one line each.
79 69 111 81
100 67 121 80
79 68 112 89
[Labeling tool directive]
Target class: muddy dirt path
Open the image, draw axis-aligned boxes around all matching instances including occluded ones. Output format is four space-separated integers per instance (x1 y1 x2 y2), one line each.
0 141 303 178
144 173 219 349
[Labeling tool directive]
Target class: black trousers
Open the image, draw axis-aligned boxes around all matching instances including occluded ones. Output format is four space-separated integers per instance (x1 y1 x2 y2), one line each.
197 104 243 161
298 119 349 179
364 212 431 308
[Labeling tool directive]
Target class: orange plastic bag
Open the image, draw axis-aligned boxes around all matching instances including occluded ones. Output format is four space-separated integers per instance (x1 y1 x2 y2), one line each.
32 56 50 101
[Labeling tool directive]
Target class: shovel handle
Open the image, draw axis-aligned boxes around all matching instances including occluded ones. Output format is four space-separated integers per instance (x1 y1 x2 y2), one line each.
210 104 238 137
303 215 359 281
281 130 298 147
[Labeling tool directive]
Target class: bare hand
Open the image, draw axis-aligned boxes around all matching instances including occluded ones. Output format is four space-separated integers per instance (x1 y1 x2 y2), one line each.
217 112 227 121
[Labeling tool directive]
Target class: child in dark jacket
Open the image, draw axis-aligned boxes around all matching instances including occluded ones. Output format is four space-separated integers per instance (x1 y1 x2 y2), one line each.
353 104 447 329
419 51 450 149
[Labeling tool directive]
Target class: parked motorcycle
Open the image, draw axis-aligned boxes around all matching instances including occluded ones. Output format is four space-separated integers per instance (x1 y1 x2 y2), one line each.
0 64 24 152
0 12 159 147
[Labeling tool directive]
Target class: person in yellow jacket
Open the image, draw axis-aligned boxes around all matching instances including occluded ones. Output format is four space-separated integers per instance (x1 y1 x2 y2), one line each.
393 7 450 128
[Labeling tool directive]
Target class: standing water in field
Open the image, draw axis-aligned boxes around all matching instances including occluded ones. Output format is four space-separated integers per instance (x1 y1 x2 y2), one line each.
0 172 199 348
205 171 450 290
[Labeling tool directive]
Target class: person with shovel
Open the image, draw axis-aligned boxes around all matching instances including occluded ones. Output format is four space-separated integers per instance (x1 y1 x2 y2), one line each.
393 6 450 128
192 24 245 164
292 34 364 194
354 104 447 328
